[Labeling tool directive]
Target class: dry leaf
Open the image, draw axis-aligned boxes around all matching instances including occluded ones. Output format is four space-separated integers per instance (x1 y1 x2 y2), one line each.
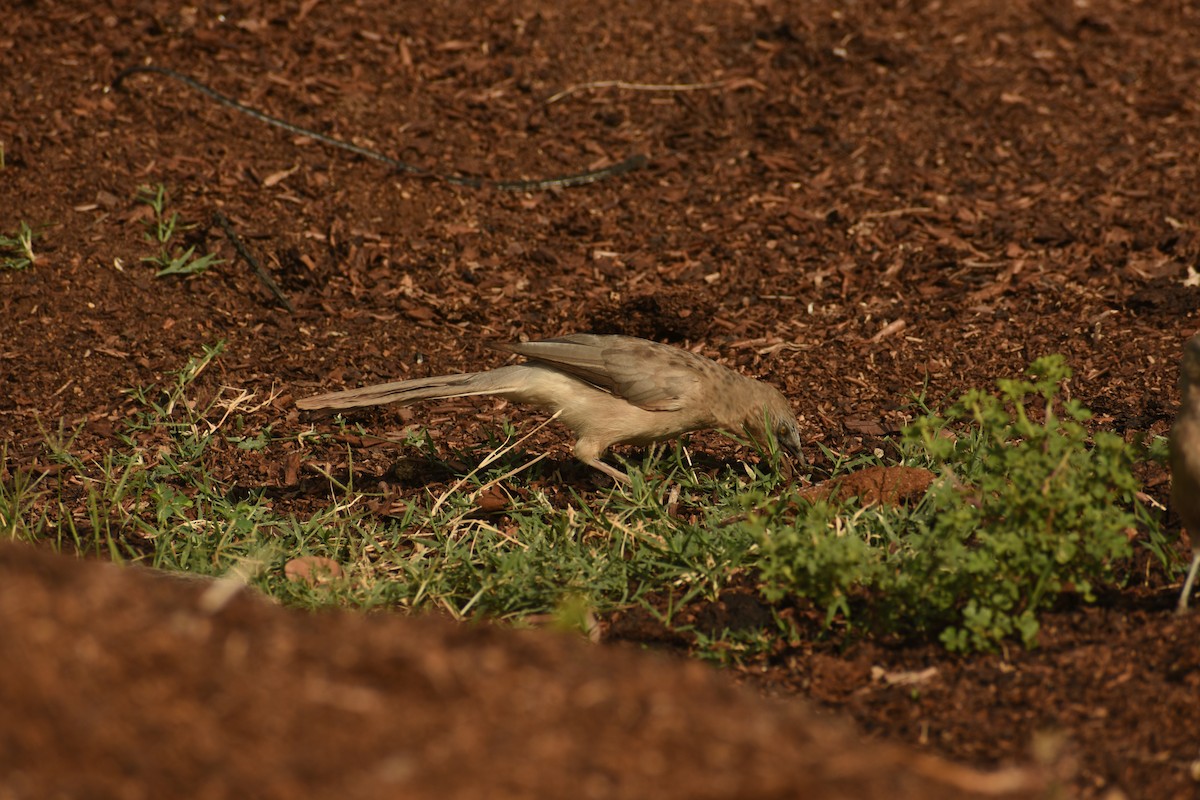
799 466 935 508
475 486 510 514
284 556 343 586
263 165 299 188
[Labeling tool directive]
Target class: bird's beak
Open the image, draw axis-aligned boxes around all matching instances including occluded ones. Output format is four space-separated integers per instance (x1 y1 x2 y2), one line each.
781 431 806 465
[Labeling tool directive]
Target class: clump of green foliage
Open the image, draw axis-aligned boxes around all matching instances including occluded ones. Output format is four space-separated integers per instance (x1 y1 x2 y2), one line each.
756 355 1145 652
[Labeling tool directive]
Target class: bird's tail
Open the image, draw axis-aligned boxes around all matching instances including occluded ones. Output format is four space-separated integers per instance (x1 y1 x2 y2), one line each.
296 365 528 410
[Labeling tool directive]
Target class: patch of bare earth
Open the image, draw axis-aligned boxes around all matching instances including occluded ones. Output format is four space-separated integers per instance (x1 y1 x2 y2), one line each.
1 543 1043 799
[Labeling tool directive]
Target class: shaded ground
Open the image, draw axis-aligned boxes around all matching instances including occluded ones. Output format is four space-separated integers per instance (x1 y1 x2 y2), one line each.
2 0 1199 797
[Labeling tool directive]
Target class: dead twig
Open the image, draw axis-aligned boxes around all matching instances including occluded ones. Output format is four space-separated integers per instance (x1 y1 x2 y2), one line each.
111 65 647 192
546 79 732 105
212 211 294 313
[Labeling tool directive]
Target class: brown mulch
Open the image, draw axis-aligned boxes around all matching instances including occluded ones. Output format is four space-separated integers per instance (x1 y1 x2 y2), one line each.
2 0 1200 797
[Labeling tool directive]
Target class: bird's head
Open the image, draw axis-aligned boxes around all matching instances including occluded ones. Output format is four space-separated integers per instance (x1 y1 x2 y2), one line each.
743 385 805 464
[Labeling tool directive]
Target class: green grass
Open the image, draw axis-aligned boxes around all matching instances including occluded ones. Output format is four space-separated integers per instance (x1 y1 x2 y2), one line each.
0 346 1174 653
136 183 222 277
0 221 37 270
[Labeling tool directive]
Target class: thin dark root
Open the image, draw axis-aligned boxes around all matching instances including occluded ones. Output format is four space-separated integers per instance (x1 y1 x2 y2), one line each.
110 65 648 192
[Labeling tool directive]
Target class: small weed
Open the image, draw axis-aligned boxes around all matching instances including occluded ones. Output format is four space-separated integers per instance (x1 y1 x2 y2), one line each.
136 184 222 277
0 221 37 270
689 625 778 667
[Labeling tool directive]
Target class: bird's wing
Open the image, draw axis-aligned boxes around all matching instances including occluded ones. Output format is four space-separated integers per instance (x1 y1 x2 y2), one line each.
491 334 710 412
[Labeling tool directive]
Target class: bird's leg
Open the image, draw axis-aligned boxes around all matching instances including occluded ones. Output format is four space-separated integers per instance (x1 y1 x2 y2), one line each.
1177 548 1200 614
582 458 631 485
573 438 631 485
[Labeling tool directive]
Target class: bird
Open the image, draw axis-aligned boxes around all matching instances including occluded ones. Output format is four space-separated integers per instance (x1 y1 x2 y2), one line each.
1171 333 1200 613
296 333 805 484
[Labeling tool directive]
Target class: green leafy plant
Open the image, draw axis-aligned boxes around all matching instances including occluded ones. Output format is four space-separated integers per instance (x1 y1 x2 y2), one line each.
136 184 222 277
0 221 37 270
758 355 1149 652
908 355 1139 649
